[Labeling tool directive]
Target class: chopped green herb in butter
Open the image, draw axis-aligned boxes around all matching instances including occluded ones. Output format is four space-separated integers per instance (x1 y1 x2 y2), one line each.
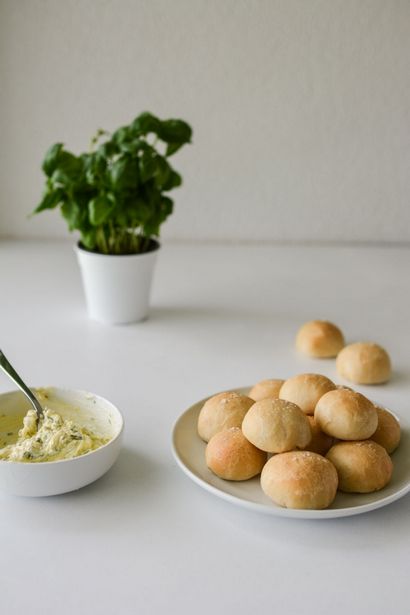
0 409 108 463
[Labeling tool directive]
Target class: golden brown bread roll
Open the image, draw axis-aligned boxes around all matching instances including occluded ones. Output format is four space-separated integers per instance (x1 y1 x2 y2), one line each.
279 373 336 415
336 342 391 384
326 441 393 493
205 427 267 481
242 398 311 453
370 405 401 454
261 451 338 509
197 391 254 443
296 320 345 358
249 379 284 401
336 384 354 391
302 415 334 456
315 388 378 440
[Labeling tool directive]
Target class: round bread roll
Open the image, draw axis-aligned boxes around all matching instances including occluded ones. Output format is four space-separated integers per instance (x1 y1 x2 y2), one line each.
242 398 311 453
296 320 345 358
205 427 267 481
315 388 378 440
249 379 284 401
197 391 254 443
261 451 338 509
370 405 401 454
279 373 336 415
302 415 334 456
326 441 393 493
336 342 391 384
336 384 354 391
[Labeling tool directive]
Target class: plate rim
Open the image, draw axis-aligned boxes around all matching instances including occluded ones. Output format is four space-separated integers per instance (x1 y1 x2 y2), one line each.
171 388 410 520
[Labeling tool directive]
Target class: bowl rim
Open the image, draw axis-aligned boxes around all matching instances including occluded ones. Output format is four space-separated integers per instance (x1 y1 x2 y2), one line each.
0 386 124 467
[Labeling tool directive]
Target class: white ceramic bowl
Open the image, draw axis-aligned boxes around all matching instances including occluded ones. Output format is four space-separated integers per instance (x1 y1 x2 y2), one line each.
0 387 124 497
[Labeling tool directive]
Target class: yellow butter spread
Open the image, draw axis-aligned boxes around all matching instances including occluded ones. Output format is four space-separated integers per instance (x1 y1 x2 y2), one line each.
0 408 109 463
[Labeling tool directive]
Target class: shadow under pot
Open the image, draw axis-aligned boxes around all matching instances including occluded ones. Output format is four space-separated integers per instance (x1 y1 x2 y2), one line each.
75 240 160 325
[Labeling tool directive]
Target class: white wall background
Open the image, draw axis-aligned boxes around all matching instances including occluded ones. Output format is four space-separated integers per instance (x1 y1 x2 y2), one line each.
1 0 409 243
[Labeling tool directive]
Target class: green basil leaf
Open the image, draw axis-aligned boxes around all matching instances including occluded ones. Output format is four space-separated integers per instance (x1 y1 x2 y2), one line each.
110 157 139 191
81 153 94 173
127 197 152 224
139 151 157 183
141 195 173 237
88 194 116 225
162 170 182 191
61 200 83 231
119 139 144 155
142 218 160 237
158 119 192 144
59 151 82 175
42 143 64 176
33 188 65 213
131 112 160 135
83 152 107 184
80 229 97 250
165 142 184 157
112 126 130 144
50 169 72 188
161 196 174 217
143 211 165 237
153 156 171 189
97 141 118 158
48 151 84 188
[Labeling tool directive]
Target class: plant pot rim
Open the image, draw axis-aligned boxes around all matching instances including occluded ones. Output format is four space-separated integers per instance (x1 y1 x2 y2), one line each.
75 238 160 258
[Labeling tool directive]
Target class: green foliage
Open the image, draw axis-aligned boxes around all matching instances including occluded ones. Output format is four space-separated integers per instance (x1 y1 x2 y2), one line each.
33 112 192 254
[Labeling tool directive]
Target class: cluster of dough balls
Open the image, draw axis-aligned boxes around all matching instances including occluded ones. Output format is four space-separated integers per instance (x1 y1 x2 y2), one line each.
296 320 392 385
198 373 400 510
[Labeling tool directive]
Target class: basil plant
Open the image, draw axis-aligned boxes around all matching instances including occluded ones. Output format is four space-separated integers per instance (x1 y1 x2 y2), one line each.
33 112 192 254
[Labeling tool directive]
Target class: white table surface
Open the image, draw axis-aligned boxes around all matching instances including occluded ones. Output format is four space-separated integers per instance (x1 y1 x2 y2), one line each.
0 239 409 615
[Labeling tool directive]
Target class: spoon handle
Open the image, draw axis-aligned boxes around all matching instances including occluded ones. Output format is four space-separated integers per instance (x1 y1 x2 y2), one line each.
0 350 44 420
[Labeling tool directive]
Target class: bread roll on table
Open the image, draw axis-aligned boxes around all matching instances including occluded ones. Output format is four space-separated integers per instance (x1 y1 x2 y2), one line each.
206 427 267 481
249 379 284 401
336 342 391 384
261 451 338 509
370 405 401 454
296 320 345 358
242 398 311 453
279 373 336 415
315 388 378 440
198 391 254 442
326 441 393 493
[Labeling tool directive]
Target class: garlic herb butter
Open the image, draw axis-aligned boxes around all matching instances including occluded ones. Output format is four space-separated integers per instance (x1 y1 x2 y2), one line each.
0 408 109 463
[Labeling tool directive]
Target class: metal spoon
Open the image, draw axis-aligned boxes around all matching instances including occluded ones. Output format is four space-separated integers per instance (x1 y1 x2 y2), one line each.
0 350 44 423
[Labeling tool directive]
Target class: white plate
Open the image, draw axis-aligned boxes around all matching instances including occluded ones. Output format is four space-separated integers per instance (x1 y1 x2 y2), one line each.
171 388 410 519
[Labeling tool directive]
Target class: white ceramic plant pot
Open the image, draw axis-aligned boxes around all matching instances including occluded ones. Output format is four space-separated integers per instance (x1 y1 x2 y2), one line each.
75 241 159 324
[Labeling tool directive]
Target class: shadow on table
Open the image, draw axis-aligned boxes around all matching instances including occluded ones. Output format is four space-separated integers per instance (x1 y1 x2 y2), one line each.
201 487 410 550
2 448 164 532
65 446 159 498
389 369 410 387
148 305 292 325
